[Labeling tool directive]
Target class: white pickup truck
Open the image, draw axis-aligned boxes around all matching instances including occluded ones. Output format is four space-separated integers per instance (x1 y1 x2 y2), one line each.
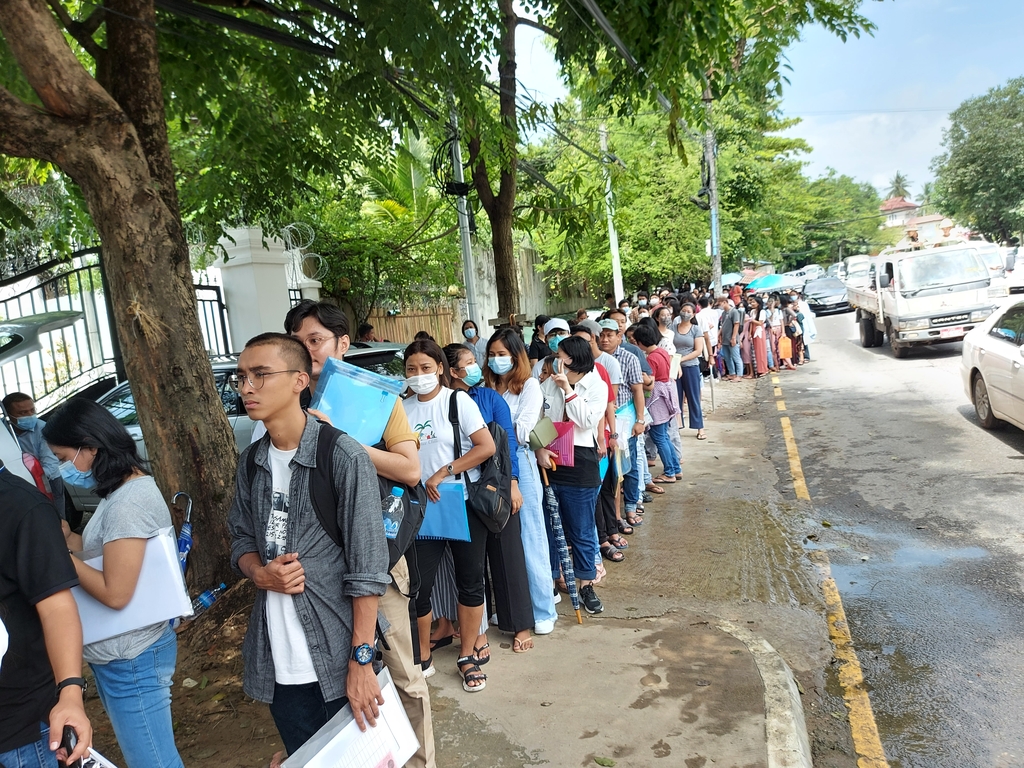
848 241 1014 358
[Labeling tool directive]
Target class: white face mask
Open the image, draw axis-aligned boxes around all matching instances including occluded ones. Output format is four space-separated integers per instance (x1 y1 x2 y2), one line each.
406 373 439 395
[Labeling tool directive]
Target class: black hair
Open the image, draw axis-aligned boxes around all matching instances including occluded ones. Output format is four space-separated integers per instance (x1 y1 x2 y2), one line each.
637 290 649 298
244 332 313 376
414 330 435 341
284 299 350 339
604 292 614 300
698 296 710 308
748 295 765 314
461 319 478 332
557 335 594 374
443 342 475 371
42 398 149 499
1 391 32 413
534 314 551 329
404 338 451 386
633 324 660 347
638 316 659 332
356 323 373 338
604 307 628 322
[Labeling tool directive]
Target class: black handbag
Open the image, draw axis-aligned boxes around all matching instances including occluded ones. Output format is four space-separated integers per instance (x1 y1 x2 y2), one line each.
448 390 512 533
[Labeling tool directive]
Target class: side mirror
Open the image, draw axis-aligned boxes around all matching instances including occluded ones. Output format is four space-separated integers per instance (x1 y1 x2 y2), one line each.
879 274 891 289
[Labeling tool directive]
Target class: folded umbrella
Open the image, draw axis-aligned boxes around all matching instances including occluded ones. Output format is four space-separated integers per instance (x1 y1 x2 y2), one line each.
172 491 193 577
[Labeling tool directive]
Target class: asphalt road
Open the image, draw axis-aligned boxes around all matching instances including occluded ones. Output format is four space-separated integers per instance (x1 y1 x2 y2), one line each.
769 311 1024 768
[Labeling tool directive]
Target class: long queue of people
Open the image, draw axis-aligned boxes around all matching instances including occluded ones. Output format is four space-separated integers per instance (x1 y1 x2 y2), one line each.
0 287 815 768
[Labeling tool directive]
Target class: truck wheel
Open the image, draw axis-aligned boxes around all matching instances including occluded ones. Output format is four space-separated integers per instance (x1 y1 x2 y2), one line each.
873 328 885 346
859 317 876 347
973 374 1003 429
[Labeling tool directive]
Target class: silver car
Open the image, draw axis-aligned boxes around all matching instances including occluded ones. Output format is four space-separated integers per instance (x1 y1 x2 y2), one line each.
961 298 1024 431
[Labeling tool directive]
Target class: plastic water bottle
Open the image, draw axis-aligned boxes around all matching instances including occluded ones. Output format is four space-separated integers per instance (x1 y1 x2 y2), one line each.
382 487 405 540
191 583 227 617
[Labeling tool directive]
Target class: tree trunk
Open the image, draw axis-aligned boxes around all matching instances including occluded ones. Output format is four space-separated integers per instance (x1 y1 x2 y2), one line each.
470 0 521 320
0 0 239 591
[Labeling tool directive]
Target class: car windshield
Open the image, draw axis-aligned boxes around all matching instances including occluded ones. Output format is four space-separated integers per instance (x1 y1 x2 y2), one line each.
845 259 871 278
975 247 1003 271
897 248 987 291
806 278 845 293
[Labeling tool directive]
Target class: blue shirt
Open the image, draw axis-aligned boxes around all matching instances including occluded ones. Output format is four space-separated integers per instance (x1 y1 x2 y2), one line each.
466 385 521 480
15 420 60 480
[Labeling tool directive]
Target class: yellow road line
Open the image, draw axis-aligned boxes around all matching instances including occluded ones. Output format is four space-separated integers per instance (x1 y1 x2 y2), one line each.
779 416 810 501
771 375 780 384
820 570 891 767
776 400 786 411
773 386 783 397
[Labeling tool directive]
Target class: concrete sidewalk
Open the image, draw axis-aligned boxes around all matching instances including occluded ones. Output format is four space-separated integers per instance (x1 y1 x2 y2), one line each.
428 380 835 768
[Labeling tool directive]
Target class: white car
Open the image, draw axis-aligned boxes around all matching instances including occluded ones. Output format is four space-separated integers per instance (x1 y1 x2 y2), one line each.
961 298 1024 430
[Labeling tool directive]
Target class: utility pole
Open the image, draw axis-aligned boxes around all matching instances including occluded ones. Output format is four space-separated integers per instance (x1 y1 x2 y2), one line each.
600 124 625 303
703 91 722 297
450 108 479 328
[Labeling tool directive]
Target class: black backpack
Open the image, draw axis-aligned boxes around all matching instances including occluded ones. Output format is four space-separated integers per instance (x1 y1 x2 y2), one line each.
244 422 426 596
447 390 512 534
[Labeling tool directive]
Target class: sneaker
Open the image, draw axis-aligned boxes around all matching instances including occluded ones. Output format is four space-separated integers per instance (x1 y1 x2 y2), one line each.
534 619 555 635
580 585 604 614
553 588 562 604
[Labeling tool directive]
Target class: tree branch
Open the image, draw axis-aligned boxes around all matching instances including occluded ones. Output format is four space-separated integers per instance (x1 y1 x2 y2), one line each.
515 16 558 39
0 84 71 161
468 134 496 217
45 0 106 60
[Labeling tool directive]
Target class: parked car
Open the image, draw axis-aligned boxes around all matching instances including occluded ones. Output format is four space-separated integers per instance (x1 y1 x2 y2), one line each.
826 262 845 279
803 278 851 314
65 342 406 513
961 298 1024 431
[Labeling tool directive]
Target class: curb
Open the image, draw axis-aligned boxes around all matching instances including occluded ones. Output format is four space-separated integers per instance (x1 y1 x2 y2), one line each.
717 620 813 768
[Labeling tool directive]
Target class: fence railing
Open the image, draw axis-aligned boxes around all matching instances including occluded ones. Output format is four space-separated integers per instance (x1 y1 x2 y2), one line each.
195 283 233 356
0 258 116 412
367 306 457 346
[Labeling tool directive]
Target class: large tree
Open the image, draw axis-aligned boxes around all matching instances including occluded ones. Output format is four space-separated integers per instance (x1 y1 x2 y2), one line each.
933 77 1024 242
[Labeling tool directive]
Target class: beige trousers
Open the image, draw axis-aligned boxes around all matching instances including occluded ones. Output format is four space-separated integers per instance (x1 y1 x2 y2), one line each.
379 555 435 768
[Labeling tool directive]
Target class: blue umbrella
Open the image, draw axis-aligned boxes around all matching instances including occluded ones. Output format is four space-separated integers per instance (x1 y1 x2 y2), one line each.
746 273 803 292
173 492 193 576
717 272 743 287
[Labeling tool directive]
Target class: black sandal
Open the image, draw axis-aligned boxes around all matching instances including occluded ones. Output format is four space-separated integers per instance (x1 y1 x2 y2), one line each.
457 656 487 692
472 643 490 666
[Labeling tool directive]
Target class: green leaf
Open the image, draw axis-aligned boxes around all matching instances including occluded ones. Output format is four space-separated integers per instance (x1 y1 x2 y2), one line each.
594 758 616 767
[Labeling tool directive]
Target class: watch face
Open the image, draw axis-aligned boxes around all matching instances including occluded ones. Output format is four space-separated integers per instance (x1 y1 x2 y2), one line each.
353 644 374 664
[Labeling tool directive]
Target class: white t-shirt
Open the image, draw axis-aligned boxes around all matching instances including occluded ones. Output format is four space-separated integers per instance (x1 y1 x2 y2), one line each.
596 351 622 385
402 388 486 499
264 444 317 685
699 308 721 347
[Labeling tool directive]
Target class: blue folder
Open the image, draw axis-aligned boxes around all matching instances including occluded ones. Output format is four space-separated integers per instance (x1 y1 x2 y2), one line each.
417 482 471 541
309 357 404 446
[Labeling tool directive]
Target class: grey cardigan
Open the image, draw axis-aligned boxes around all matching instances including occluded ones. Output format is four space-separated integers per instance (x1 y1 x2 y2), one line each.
228 415 390 703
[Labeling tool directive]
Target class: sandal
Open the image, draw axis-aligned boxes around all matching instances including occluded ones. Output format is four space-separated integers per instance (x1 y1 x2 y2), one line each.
430 635 454 652
513 635 534 653
601 543 625 562
626 512 643 526
696 431 707 440
457 656 487 692
608 533 629 549
645 484 666 494
653 475 676 484
472 642 490 665
421 654 435 678
616 519 634 535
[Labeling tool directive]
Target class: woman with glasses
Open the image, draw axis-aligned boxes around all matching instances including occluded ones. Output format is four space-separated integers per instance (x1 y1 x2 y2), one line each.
43 398 184 768
403 340 496 692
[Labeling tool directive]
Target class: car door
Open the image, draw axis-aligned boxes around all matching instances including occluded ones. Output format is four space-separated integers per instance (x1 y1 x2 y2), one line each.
981 304 1024 417
214 370 254 448
1005 311 1024 427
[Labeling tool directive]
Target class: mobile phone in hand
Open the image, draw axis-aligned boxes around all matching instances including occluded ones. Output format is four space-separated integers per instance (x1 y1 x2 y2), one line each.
59 725 82 768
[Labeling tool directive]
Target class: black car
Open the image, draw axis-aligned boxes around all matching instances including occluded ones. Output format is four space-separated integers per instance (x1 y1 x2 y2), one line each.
804 278 851 314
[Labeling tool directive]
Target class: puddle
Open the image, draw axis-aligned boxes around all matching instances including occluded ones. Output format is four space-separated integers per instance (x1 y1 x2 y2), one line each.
892 545 987 567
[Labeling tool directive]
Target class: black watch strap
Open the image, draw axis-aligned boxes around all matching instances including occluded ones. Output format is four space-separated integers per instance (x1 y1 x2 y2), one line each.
56 676 87 695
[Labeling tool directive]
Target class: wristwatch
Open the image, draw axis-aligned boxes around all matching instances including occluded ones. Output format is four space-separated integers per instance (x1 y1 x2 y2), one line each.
446 463 455 476
609 432 619 439
351 643 374 665
636 419 645 425
56 677 87 696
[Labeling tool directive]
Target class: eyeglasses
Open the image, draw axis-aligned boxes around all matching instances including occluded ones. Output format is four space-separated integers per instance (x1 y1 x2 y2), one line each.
228 370 299 393
298 335 337 352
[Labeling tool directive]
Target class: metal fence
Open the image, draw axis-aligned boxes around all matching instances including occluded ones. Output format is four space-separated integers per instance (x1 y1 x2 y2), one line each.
289 288 303 306
0 258 116 411
194 283 233 355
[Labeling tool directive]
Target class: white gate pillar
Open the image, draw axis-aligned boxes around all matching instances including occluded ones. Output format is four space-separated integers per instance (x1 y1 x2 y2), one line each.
217 227 292 350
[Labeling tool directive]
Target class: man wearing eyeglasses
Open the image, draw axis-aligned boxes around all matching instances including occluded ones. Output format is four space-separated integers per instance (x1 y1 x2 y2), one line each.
247 301 434 768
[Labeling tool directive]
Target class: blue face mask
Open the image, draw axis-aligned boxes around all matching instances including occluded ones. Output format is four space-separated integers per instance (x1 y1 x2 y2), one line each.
59 448 95 489
488 357 514 376
638 299 648 307
15 415 40 431
548 334 565 352
463 363 483 387
463 328 477 340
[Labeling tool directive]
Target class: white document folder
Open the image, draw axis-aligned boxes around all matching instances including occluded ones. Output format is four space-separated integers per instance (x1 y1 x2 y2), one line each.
72 527 193 646
282 668 419 768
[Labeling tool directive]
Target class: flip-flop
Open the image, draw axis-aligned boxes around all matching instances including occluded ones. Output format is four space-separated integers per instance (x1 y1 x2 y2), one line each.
626 513 643 526
645 484 666 494
696 433 707 440
430 635 454 652
513 636 534 653
472 642 491 665
653 475 676 484
608 534 629 549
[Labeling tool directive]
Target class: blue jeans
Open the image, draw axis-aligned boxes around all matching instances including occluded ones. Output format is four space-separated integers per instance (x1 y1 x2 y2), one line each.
648 421 681 476
678 366 705 430
639 433 652 486
722 343 742 376
0 726 58 768
549 483 600 581
90 625 184 768
269 681 347 756
517 446 558 625
623 435 641 513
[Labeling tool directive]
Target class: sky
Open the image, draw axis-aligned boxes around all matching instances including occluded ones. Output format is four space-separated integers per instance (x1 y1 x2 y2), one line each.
516 0 1024 201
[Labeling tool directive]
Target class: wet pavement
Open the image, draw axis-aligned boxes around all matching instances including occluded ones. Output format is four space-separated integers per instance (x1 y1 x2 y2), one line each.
768 312 1024 767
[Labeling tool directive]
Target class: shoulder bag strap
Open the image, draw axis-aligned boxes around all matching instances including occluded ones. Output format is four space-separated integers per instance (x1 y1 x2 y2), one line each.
448 389 463 478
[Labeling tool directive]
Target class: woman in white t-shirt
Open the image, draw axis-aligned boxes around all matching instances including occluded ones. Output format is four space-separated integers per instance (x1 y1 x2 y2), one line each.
402 339 496 692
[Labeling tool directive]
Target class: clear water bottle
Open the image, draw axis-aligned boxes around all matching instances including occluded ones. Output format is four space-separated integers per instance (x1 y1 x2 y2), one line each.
382 487 405 540
191 582 227 617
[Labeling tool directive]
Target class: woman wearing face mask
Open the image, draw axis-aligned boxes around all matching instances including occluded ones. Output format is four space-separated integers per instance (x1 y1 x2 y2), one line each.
43 398 185 768
435 343 535 656
746 295 769 378
402 340 497 692
652 306 676 355
671 303 707 440
461 320 487 366
484 330 559 638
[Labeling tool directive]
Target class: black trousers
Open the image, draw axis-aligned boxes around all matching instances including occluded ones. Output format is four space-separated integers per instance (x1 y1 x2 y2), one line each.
484 511 534 633
269 682 346 756
414 508 488 616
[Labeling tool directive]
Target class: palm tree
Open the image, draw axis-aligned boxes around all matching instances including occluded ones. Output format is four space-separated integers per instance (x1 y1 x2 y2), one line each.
919 182 934 206
886 171 912 200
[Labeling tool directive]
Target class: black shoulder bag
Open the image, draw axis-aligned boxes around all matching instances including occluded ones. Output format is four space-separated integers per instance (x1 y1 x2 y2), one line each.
447 390 512 533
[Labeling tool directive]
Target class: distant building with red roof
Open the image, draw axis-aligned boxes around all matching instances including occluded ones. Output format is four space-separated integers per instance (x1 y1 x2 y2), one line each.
880 196 920 228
